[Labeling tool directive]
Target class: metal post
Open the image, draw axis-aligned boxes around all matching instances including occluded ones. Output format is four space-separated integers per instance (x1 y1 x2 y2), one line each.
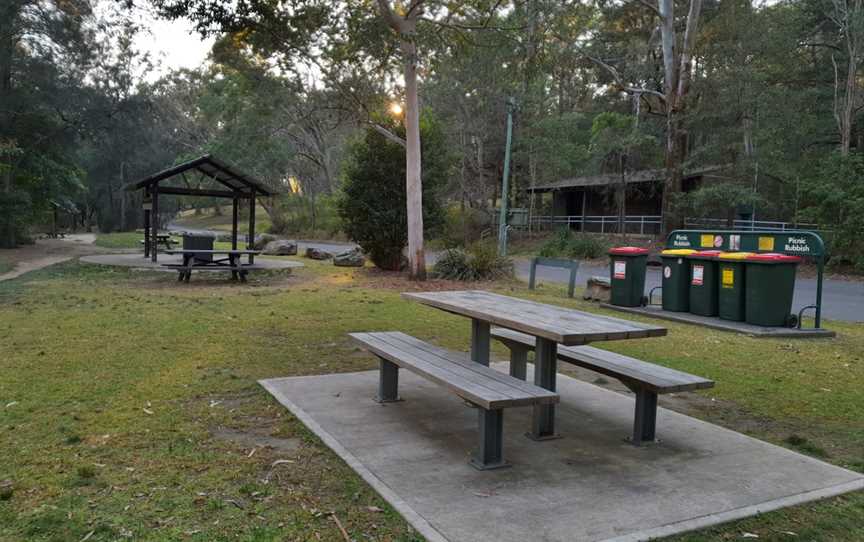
376 359 400 402
470 409 507 470
470 319 491 366
498 98 515 257
508 345 528 380
529 337 558 440
567 263 578 298
528 258 538 290
815 256 824 328
632 388 658 444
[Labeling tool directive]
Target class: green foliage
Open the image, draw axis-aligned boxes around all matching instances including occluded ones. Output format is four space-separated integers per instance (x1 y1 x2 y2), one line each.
673 181 763 222
431 243 514 281
437 205 492 247
538 229 609 260
801 153 864 270
268 194 341 238
337 114 448 270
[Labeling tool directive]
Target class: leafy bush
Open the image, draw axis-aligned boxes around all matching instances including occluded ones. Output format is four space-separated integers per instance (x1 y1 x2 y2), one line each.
538 228 609 259
432 243 513 281
438 205 492 247
801 153 864 271
337 114 449 270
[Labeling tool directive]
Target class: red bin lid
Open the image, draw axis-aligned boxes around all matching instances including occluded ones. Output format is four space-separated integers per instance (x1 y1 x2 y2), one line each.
608 246 649 256
687 250 723 258
747 253 802 263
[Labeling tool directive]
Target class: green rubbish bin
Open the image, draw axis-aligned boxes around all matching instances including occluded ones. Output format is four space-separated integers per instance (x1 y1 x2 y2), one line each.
717 252 753 322
745 253 802 327
609 246 650 307
660 249 697 312
687 250 724 317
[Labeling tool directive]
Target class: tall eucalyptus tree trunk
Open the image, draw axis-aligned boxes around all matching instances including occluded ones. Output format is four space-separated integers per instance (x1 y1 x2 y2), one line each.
377 0 427 280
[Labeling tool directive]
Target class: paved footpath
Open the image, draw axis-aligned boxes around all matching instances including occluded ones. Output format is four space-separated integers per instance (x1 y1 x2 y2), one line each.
0 234 103 282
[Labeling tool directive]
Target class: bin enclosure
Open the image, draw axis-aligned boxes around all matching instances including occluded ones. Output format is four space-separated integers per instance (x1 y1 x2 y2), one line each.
609 247 650 307
660 249 697 312
745 253 802 326
717 252 753 322
687 250 724 317
183 234 215 263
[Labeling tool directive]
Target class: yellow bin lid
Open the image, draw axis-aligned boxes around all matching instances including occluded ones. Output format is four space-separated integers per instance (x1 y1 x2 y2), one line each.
719 252 754 260
661 249 697 256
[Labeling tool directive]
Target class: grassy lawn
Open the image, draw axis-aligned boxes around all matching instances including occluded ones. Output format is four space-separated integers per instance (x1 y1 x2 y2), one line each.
0 258 13 275
0 261 862 541
173 205 272 234
94 232 151 250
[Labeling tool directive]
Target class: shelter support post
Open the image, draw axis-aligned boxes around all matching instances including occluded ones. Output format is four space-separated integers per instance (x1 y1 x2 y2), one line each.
143 203 150 258
151 186 159 263
248 190 256 264
231 198 239 251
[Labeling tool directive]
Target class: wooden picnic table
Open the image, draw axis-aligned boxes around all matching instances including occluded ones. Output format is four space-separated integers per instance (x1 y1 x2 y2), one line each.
164 249 261 282
402 290 668 440
141 233 177 250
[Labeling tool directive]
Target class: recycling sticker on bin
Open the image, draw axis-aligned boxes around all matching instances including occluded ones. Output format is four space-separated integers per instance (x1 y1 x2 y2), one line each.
722 268 734 288
692 265 704 286
614 261 626 279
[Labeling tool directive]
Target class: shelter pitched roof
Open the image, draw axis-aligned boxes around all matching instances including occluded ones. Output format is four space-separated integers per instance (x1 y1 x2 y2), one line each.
124 155 274 197
526 165 727 192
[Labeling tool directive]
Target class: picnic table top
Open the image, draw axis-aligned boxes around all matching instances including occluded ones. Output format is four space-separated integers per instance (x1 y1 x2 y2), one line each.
402 290 668 346
164 249 261 255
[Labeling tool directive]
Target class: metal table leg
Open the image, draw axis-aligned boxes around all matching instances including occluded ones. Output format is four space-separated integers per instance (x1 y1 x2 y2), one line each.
470 319 490 366
470 408 509 470
528 337 558 440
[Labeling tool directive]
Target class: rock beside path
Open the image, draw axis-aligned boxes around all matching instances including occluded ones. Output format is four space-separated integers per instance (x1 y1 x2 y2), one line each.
305 247 333 260
583 276 611 302
333 248 365 267
262 240 298 256
253 233 278 250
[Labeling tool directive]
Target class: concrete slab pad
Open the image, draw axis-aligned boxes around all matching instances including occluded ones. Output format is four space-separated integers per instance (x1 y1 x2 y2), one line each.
80 252 303 272
601 304 836 339
260 365 863 542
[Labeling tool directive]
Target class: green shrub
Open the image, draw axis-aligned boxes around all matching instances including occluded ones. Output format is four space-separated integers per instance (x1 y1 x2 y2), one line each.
438 205 491 247
337 114 449 270
432 243 513 281
538 229 609 259
801 152 864 272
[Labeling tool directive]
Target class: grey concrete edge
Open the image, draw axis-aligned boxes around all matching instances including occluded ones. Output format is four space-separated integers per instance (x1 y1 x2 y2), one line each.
600 478 864 542
258 376 450 542
600 304 837 338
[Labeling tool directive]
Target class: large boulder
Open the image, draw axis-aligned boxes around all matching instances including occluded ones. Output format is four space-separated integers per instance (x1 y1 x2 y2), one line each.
262 239 298 256
333 248 365 267
583 276 611 302
253 233 278 250
305 247 333 260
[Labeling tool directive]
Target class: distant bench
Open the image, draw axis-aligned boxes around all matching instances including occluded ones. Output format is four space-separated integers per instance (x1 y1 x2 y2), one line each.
528 257 580 298
350 331 559 470
491 327 714 444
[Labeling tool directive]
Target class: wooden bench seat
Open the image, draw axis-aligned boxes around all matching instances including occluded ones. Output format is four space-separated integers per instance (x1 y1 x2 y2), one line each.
350 331 559 470
161 263 266 282
490 327 714 444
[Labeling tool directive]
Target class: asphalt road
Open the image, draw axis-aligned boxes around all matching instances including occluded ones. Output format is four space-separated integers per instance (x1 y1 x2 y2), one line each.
169 225 862 323
514 260 864 324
